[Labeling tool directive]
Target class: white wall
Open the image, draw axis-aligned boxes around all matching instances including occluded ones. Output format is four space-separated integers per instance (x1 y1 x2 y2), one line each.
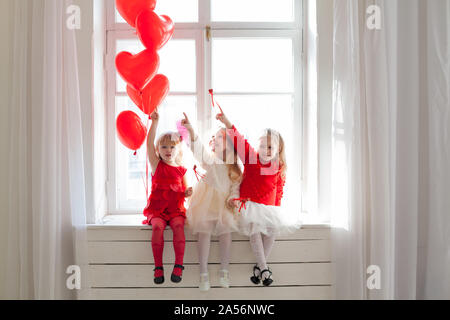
0 0 12 300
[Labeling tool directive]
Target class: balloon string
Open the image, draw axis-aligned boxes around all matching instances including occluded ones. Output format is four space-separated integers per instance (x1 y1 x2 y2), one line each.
209 89 224 114
139 119 150 202
145 118 150 200
193 165 205 182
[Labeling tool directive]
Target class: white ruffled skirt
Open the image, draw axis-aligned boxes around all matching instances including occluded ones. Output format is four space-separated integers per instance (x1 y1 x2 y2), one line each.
238 201 302 236
186 181 239 236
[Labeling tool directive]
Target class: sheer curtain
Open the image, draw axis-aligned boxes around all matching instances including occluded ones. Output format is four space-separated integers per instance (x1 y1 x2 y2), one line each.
5 0 89 299
331 0 450 299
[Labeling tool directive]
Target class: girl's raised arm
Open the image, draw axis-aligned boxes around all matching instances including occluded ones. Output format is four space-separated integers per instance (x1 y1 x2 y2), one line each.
216 112 257 165
147 112 160 174
181 113 215 169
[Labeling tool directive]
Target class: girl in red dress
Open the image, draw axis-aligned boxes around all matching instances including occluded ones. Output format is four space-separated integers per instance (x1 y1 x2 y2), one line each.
217 111 301 287
144 111 193 285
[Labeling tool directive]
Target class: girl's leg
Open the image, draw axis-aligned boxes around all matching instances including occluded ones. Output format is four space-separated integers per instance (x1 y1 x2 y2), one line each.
151 218 168 278
197 232 212 291
218 232 232 288
218 232 232 271
249 232 268 277
198 232 211 274
262 232 276 260
169 216 186 278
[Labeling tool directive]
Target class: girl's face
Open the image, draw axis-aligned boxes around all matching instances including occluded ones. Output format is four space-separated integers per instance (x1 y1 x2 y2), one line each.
158 142 179 163
210 129 227 155
258 136 279 164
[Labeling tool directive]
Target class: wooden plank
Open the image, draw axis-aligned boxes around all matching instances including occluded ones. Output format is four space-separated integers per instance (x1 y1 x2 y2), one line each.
87 228 330 242
88 240 331 264
89 263 332 288
88 286 332 300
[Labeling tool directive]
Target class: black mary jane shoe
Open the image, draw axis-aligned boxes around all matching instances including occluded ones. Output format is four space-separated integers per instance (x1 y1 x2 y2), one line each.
154 266 165 285
250 265 262 285
171 265 185 283
261 269 274 287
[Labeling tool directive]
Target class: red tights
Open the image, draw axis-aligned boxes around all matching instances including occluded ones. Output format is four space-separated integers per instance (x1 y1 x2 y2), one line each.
151 216 186 277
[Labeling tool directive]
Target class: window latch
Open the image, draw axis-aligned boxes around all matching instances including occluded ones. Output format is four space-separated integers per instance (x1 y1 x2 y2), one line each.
206 26 211 42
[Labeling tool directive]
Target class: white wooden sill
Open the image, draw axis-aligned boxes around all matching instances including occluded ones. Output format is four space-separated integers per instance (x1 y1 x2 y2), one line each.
84 215 332 300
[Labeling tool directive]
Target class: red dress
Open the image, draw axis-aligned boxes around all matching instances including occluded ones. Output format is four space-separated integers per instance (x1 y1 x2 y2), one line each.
227 126 286 207
143 161 188 225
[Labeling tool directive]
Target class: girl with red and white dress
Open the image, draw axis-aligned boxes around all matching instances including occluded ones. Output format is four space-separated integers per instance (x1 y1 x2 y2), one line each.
217 111 300 287
144 111 193 285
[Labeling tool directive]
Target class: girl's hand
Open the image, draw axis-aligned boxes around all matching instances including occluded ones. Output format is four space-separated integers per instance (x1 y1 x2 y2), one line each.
227 198 238 209
185 187 193 198
181 113 196 140
151 111 160 122
216 113 233 129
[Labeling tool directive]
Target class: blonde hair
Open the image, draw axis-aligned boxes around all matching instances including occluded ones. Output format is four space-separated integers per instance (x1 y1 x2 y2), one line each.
260 129 287 177
215 127 242 210
155 132 184 166
215 128 242 183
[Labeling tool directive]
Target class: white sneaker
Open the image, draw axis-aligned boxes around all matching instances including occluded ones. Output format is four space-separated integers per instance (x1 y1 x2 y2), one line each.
199 273 210 292
219 270 230 289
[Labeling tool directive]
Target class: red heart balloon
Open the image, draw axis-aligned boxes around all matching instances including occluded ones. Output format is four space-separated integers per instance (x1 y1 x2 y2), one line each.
127 84 143 110
116 111 147 151
127 75 170 116
116 49 160 92
116 0 156 28
142 74 170 115
136 10 174 51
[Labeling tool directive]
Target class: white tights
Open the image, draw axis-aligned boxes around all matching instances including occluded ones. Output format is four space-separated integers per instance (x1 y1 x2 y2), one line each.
198 232 232 274
249 230 276 279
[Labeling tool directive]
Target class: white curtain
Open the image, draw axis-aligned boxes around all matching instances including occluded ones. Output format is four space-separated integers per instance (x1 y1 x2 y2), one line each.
331 0 450 299
6 0 89 299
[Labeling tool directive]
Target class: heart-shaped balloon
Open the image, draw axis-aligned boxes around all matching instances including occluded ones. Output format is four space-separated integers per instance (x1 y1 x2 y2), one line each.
136 10 174 51
116 111 147 151
116 0 157 28
116 49 160 92
141 74 170 115
127 75 170 115
127 84 143 110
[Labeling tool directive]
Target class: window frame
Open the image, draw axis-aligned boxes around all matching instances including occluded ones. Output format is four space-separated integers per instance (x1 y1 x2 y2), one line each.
104 0 305 215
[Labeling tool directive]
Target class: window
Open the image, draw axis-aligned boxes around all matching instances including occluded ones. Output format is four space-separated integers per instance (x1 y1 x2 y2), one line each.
105 0 303 216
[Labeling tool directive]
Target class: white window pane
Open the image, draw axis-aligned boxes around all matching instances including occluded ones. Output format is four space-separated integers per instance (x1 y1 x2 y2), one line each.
116 38 146 55
155 0 198 22
211 0 294 22
212 38 293 93
116 39 196 93
213 95 293 147
115 0 198 23
159 40 197 93
116 95 197 210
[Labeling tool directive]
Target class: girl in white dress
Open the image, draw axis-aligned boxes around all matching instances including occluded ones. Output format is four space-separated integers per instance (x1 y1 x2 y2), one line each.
181 113 242 292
